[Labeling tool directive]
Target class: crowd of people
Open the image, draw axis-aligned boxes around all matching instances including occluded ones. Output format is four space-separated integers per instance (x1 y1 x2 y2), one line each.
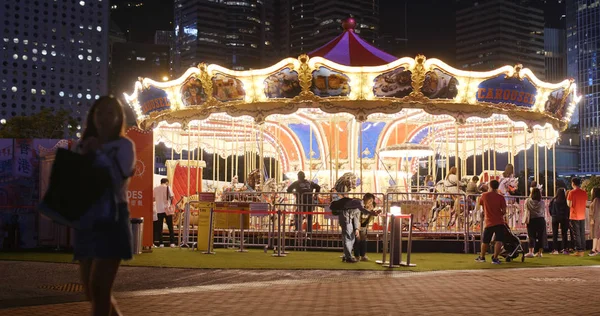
476 176 600 264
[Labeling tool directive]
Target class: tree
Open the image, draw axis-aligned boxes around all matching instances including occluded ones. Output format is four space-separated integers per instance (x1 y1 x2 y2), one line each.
0 109 78 139
582 176 600 200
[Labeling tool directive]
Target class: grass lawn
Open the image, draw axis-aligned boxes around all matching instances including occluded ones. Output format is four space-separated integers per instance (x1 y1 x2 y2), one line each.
1 249 600 272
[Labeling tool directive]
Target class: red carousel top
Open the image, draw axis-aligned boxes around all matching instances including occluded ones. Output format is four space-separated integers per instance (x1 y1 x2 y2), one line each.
308 17 397 66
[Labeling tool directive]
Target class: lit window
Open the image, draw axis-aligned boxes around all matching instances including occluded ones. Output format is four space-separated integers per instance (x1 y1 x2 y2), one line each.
41 90 46 95
96 57 101 62
86 94 91 100
87 56 92 61
77 93 82 99
59 91 65 97
32 57 37 61
78 55 84 60
11 87 17 92
12 54 18 59
22 55 27 60
95 95 100 99
13 38 18 44
42 50 47 55
265 41 271 45
80 1 85 6
31 89 36 94
136 57 146 61
51 51 56 56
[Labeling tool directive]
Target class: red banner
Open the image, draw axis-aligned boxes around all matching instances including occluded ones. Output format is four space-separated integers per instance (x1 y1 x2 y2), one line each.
125 127 154 247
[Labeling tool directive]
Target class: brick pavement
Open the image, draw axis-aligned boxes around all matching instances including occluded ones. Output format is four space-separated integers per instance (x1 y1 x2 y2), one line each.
2 266 599 316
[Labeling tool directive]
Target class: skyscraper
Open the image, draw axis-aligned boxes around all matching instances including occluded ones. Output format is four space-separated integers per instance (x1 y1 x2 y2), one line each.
172 0 275 75
567 0 600 173
0 0 109 124
279 0 380 57
456 0 546 78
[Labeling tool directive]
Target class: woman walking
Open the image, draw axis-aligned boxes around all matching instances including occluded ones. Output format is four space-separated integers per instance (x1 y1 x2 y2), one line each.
525 188 547 258
74 96 135 315
549 188 570 255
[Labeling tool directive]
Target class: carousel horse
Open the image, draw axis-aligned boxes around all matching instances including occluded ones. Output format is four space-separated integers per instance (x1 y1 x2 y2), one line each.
498 177 520 227
429 179 464 227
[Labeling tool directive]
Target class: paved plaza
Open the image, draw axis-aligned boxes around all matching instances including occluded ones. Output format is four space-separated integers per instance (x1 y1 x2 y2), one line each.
0 261 599 315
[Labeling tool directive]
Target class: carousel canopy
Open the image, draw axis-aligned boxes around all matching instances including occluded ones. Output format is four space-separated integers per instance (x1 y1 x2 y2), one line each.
123 18 581 193
308 18 397 67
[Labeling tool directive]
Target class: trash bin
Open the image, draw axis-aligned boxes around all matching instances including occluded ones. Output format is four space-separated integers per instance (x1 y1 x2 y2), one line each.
130 217 144 255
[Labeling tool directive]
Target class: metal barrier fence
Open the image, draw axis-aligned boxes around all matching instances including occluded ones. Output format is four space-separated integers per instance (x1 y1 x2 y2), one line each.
170 191 591 255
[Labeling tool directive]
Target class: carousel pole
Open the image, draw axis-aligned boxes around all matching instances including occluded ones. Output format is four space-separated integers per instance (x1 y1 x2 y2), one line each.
200 132 204 192
481 122 485 173
234 124 239 181
455 124 459 180
445 127 449 180
217 133 221 189
224 130 228 183
195 128 199 194
544 140 548 197
552 142 556 196
329 117 333 188
492 120 497 176
359 120 363 193
259 123 265 187
524 130 528 189
473 124 477 176
187 127 191 199
510 126 515 166
231 120 235 182
335 116 339 182
309 123 313 181
396 121 400 185
536 132 541 186
213 131 217 189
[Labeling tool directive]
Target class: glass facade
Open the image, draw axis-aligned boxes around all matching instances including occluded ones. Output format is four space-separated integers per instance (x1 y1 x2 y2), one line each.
456 0 546 78
281 0 380 57
172 0 275 75
0 0 109 124
567 0 600 172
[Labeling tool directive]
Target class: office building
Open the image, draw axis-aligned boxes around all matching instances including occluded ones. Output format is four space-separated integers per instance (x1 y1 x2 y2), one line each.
155 31 173 46
544 28 567 82
0 0 109 124
172 0 276 75
456 0 545 78
567 0 600 173
279 0 380 57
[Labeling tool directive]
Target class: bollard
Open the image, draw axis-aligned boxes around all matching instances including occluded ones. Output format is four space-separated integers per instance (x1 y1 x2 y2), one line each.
272 208 286 257
130 217 144 255
203 208 215 254
237 209 248 252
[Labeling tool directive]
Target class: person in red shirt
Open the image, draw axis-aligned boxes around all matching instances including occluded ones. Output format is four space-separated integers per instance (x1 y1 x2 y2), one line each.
475 180 507 264
567 178 588 256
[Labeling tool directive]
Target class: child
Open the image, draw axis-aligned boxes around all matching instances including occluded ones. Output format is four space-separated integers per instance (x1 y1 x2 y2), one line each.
353 193 380 261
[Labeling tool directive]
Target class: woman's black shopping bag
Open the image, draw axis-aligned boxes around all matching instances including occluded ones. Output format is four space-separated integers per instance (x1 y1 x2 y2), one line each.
38 148 112 227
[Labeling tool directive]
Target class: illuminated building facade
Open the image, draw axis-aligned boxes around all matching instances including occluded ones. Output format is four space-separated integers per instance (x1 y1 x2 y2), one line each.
0 0 109 123
567 0 600 173
279 0 380 57
456 0 546 79
172 0 276 75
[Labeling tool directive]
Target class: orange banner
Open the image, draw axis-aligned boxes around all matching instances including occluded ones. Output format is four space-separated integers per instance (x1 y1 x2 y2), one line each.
125 127 154 248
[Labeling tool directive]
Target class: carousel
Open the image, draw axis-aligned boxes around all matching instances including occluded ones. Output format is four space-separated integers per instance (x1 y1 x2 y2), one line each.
124 18 580 215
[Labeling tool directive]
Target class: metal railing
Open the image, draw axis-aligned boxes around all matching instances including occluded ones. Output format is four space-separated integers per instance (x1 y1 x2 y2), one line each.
170 190 591 255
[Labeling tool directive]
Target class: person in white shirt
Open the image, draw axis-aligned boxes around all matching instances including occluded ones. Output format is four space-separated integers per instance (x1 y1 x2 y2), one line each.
153 178 176 247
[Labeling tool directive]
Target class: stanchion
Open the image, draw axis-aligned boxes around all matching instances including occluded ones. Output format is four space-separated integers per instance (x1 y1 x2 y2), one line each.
376 212 390 265
272 209 286 257
180 203 192 248
237 210 248 252
281 207 289 254
401 213 416 267
202 208 215 255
